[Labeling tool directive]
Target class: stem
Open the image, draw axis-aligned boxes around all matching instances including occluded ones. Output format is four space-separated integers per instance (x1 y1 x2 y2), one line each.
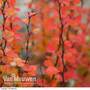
57 1 65 85
25 12 38 63
25 14 31 63
10 17 13 30
51 2 66 85
1 0 7 56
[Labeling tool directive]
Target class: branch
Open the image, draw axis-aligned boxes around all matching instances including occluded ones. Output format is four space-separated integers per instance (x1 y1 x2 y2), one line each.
55 1 66 86
25 12 38 63
0 0 7 56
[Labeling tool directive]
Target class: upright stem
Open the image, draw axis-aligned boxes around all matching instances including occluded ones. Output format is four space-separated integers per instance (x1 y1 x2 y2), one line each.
25 12 38 63
51 2 66 85
10 17 13 30
25 14 31 63
0 0 7 56
57 1 65 85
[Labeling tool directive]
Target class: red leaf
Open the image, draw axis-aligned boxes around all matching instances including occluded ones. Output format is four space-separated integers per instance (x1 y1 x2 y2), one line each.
45 66 59 77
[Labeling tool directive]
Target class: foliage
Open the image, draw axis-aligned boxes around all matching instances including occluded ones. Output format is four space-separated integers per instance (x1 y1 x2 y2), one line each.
0 0 90 87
